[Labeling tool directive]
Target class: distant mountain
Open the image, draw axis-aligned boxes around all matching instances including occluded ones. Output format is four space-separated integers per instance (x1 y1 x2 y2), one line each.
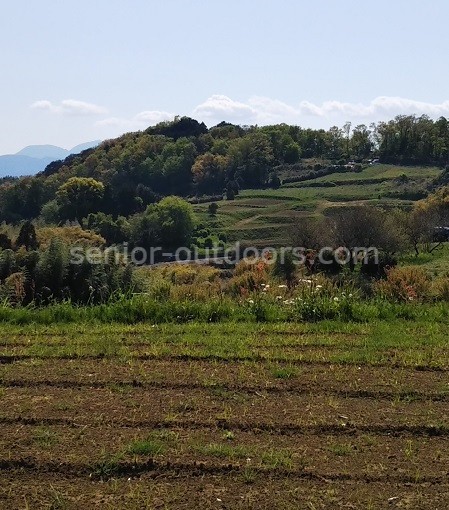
0 155 55 177
70 141 101 154
0 140 101 177
16 144 70 160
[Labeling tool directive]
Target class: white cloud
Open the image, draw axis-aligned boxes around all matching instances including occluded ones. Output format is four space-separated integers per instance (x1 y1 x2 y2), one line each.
248 96 298 123
193 94 257 122
31 100 55 112
191 95 449 126
31 99 108 116
134 110 175 124
297 97 449 118
90 95 449 140
95 110 175 131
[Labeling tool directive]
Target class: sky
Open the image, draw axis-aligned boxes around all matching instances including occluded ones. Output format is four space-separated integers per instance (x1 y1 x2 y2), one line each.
1 0 448 154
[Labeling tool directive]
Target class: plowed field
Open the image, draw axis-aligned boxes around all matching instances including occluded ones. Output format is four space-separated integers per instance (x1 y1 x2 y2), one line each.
1 322 448 509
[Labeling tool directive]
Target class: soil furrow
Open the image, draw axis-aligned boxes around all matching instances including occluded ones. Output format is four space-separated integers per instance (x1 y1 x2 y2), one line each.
0 457 447 485
1 415 448 437
1 377 448 402
0 353 446 370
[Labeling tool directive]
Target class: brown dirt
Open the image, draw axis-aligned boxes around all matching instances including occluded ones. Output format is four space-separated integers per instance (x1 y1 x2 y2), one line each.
1 344 449 507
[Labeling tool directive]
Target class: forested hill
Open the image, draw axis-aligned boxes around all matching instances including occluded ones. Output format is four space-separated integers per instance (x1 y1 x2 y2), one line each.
1 115 449 223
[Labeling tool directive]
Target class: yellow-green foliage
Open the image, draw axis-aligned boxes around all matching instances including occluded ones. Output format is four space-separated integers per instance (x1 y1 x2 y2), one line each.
418 185 449 214
134 264 221 301
431 275 449 301
3 272 26 305
161 264 220 285
37 226 105 249
375 266 431 302
0 222 19 241
170 281 223 301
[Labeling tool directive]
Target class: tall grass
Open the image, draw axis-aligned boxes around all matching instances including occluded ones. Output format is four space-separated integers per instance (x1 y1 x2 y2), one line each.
0 294 448 325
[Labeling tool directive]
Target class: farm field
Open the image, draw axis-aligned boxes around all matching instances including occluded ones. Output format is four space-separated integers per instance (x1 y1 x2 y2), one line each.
193 164 443 246
1 320 449 509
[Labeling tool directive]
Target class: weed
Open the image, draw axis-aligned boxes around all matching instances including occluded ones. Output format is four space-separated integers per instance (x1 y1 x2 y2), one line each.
270 366 297 379
194 442 250 460
261 449 294 469
54 401 73 411
33 427 58 447
48 487 69 510
92 452 124 478
328 443 354 456
126 439 166 456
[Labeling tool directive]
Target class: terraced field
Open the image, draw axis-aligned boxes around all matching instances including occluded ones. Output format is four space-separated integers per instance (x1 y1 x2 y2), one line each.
1 321 449 509
193 164 443 246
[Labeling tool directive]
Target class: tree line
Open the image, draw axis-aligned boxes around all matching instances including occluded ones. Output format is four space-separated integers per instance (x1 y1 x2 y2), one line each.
1 115 449 224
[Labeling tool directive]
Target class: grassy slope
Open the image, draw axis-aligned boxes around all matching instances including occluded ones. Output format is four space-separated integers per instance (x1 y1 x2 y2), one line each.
193 164 443 246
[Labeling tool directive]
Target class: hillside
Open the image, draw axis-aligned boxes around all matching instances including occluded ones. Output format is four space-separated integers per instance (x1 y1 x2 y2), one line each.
194 164 443 246
0 115 447 232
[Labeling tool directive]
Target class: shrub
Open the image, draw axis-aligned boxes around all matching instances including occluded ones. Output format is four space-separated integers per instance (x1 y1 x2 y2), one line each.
204 236 214 249
37 226 105 250
374 266 431 303
432 276 449 302
4 272 26 305
166 265 198 285
170 281 222 301
227 272 262 297
208 202 219 217
228 259 269 296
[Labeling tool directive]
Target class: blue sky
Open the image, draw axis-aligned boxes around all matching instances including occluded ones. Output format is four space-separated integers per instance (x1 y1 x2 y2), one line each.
1 0 448 154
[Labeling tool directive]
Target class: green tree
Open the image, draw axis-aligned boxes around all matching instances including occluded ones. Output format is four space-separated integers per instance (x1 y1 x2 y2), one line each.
351 124 373 159
36 238 67 298
155 196 196 248
0 233 12 250
208 202 219 217
56 177 105 220
230 132 274 187
131 196 196 250
16 221 39 251
192 153 228 195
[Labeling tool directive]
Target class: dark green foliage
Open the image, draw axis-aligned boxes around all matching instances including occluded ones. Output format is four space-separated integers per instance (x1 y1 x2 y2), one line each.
0 233 12 250
16 221 39 250
204 236 214 249
268 173 281 189
225 187 236 200
273 249 298 288
86 213 130 245
0 249 16 280
208 202 219 217
378 115 449 165
146 116 207 140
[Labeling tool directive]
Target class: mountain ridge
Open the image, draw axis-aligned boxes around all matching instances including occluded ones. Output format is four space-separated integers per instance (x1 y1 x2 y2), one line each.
0 140 101 177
